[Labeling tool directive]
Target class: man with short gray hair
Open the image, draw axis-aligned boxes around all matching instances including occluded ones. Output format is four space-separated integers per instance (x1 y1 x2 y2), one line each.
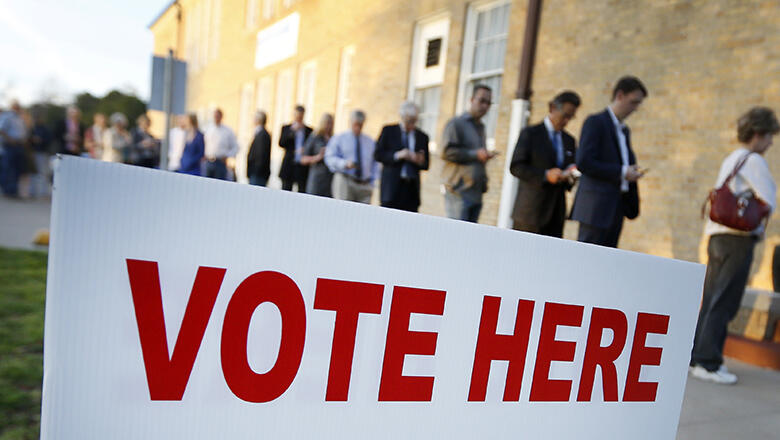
247 110 272 186
374 101 430 212
324 109 378 203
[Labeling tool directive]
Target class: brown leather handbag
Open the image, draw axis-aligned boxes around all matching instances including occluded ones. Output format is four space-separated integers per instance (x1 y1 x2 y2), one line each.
703 152 771 231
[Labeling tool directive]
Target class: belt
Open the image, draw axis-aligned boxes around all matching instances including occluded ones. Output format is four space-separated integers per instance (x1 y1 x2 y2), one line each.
207 157 226 163
342 173 370 184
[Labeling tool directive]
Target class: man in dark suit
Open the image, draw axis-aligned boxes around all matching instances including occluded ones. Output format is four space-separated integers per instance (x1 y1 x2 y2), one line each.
278 105 313 192
246 110 272 186
54 106 85 156
570 76 648 248
374 101 430 212
510 91 581 237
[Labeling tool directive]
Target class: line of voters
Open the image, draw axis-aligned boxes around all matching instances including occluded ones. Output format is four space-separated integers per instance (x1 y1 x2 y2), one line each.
3 75 778 387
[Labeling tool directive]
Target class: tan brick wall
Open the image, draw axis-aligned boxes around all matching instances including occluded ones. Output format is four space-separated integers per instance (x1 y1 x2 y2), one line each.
151 0 780 288
527 0 780 288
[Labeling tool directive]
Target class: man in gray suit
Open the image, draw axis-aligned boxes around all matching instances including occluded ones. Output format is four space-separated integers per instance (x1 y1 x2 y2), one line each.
441 84 498 222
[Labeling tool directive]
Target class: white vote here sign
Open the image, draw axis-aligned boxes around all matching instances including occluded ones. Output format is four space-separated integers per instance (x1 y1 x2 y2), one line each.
41 156 705 439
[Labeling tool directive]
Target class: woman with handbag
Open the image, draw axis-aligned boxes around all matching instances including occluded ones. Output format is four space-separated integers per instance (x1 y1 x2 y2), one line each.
691 107 779 384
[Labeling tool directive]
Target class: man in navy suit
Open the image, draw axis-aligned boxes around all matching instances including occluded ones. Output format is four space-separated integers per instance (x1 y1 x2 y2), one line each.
374 101 430 212
510 91 581 237
570 76 648 248
279 105 313 192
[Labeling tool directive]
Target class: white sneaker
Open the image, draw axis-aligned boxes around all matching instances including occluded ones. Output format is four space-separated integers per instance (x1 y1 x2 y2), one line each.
690 364 738 385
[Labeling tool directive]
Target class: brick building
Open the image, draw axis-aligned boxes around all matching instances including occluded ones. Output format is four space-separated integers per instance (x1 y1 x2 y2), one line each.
149 0 780 289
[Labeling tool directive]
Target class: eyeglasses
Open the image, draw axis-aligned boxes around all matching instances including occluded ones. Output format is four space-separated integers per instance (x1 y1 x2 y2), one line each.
477 98 492 105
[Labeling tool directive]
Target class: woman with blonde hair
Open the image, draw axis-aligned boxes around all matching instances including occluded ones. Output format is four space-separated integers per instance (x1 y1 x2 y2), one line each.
301 113 335 197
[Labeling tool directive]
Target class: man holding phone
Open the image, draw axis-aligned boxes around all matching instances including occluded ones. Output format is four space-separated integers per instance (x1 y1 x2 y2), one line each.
570 76 648 248
440 84 498 223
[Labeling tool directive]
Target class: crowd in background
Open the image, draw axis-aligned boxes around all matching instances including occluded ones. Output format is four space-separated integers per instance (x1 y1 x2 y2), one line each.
3 76 779 387
0 103 161 198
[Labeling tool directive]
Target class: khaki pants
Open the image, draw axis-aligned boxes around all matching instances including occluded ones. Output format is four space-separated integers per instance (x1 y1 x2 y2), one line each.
332 173 372 204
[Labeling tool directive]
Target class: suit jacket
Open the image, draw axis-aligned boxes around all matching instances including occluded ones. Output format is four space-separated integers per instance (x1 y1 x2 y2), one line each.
246 127 272 179
54 119 86 155
510 122 576 228
278 123 313 181
374 124 430 207
570 109 640 228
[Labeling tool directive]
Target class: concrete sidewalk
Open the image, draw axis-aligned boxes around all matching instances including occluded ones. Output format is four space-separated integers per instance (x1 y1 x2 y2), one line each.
0 195 51 251
2 195 779 439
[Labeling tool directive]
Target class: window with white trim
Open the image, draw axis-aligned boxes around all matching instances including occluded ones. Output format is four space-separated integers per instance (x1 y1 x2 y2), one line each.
335 45 355 132
297 60 317 126
236 83 255 183
274 68 295 133
256 76 274 117
209 0 222 61
246 0 259 29
262 0 275 20
458 0 511 147
408 16 449 150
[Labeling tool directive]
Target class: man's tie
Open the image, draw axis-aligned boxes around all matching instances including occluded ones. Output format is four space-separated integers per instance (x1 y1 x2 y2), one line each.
552 132 563 168
354 134 363 180
400 130 416 180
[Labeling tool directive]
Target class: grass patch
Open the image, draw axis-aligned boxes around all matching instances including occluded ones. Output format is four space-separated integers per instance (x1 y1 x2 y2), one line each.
0 247 47 440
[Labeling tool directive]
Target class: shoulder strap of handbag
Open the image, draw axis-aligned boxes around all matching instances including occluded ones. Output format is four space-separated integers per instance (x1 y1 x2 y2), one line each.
721 151 753 189
700 152 753 218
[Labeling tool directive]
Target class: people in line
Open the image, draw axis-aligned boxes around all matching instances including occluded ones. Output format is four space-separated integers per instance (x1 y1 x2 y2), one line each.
0 101 28 197
301 113 334 197
103 112 132 163
247 111 272 186
55 106 85 156
441 84 498 222
570 76 647 248
325 109 378 204
510 91 581 237
84 113 107 160
28 109 52 198
690 107 779 385
374 101 430 212
203 108 238 180
131 114 160 168
178 113 204 176
278 105 313 192
168 115 187 172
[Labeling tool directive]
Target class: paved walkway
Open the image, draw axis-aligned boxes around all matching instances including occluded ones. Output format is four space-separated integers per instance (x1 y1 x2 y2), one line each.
677 359 780 439
0 195 51 251
2 195 779 438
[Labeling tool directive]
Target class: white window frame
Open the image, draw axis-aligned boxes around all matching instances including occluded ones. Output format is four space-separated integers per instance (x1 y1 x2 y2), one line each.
210 0 222 61
455 0 511 148
335 45 355 133
256 75 275 116
245 0 259 29
237 82 256 184
274 68 296 133
297 60 317 126
262 0 275 20
407 12 450 151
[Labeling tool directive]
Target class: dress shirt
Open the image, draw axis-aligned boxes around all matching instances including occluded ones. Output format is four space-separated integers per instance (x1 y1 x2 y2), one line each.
543 116 564 168
705 148 777 237
204 124 239 160
394 124 416 159
294 128 305 163
0 111 26 145
606 106 630 192
168 126 186 170
324 131 379 183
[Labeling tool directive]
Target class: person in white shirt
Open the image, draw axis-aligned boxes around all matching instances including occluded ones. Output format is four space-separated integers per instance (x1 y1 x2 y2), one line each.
203 108 239 180
168 115 187 171
691 107 779 385
324 109 379 203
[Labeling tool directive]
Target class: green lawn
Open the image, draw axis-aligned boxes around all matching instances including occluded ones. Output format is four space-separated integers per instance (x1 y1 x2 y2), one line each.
0 248 46 440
